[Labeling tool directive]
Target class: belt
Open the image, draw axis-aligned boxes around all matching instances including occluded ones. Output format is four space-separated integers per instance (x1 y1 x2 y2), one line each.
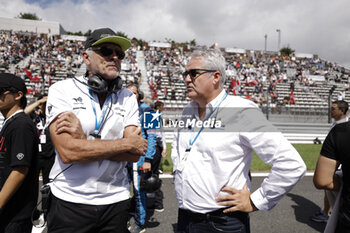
180 208 248 223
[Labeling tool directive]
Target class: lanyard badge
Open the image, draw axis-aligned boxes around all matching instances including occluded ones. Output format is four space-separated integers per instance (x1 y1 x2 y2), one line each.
88 89 111 139
176 92 228 172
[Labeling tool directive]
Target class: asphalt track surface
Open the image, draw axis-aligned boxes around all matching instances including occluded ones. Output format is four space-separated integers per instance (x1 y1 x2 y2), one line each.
130 175 327 233
33 175 327 233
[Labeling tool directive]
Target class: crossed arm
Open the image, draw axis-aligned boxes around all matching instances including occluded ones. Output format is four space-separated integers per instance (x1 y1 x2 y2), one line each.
50 111 147 163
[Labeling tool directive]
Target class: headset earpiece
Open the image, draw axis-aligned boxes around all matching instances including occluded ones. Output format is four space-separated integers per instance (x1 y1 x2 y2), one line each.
108 76 123 92
88 74 108 93
86 74 122 94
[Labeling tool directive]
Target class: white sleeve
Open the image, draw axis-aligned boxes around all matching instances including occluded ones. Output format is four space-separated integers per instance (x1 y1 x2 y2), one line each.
236 106 306 210
171 129 179 172
242 131 306 211
123 93 140 128
45 81 73 128
162 131 167 149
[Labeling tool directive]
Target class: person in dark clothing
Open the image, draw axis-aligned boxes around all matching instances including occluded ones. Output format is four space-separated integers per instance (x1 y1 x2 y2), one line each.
0 73 39 233
314 121 350 232
25 94 55 184
150 101 166 212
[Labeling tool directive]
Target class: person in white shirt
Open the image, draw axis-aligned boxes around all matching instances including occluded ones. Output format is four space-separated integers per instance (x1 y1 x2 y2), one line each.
45 28 148 233
171 48 306 233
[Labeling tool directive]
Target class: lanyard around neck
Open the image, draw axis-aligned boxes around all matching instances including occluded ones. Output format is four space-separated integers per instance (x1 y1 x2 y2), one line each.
88 89 111 137
187 92 228 151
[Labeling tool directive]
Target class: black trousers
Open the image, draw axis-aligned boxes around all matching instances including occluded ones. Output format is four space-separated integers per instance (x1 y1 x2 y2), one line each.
0 218 32 233
38 156 55 184
151 145 164 208
177 208 250 233
47 195 131 233
336 206 350 233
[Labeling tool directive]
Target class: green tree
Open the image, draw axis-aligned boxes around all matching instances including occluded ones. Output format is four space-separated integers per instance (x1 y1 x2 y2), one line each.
17 12 40 20
280 46 295 56
84 29 92 37
190 39 196 46
66 31 83 36
116 31 129 39
131 37 145 49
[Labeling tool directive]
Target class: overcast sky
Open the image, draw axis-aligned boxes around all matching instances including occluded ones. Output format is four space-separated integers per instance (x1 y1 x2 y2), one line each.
1 0 349 68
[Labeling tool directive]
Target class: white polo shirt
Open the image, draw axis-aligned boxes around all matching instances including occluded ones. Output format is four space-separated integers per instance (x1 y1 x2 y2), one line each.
172 90 306 213
46 76 139 205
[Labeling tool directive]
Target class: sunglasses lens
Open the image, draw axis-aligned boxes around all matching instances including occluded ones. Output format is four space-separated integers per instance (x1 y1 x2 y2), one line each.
183 70 198 79
100 47 125 60
189 70 197 78
116 50 125 60
100 47 114 57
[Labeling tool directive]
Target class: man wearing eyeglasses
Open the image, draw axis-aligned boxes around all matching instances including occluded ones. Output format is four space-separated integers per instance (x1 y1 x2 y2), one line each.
330 100 349 127
171 48 306 233
311 100 348 224
0 73 39 233
45 28 148 233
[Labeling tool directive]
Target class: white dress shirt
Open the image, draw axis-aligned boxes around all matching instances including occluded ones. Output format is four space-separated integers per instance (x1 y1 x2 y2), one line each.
171 90 306 213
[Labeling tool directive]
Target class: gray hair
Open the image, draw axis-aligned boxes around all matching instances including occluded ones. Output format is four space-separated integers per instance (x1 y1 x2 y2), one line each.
190 48 226 88
85 48 93 56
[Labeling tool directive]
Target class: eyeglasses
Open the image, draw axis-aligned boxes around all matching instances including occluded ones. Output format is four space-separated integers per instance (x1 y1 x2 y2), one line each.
183 69 217 81
91 46 125 60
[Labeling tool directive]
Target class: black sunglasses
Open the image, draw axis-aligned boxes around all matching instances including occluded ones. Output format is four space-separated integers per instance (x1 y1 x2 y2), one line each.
91 46 125 60
183 69 217 81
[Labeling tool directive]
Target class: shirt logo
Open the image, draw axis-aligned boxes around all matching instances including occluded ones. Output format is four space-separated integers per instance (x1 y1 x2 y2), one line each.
16 153 24 160
143 111 161 129
0 137 5 151
47 105 52 114
73 97 83 104
100 34 113 39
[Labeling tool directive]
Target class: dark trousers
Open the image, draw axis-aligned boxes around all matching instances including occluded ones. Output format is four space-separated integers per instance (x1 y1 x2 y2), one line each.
151 145 164 208
0 218 32 233
38 156 55 184
335 207 350 233
47 195 131 233
177 208 250 233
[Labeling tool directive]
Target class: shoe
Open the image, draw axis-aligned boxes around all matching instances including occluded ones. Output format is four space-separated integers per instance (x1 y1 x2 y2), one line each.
155 207 164 213
127 221 131 231
129 225 146 233
154 205 164 212
311 211 329 223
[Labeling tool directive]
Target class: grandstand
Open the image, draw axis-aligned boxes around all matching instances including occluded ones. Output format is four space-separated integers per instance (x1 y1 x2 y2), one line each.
1 17 349 143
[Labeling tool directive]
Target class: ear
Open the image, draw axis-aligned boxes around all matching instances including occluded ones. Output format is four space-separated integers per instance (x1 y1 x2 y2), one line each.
82 50 91 66
212 71 221 87
14 91 23 101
